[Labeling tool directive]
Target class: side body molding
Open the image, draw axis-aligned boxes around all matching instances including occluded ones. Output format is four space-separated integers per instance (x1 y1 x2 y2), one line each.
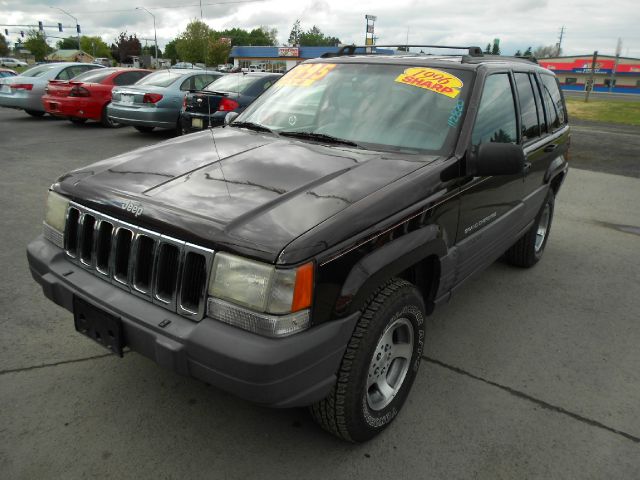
337 225 446 315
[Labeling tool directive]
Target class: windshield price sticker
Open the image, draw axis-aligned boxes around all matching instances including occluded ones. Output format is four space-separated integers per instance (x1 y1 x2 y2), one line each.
395 67 463 98
279 63 337 87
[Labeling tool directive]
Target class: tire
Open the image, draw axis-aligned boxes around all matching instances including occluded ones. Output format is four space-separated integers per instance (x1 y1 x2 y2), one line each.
69 117 87 125
25 109 45 117
101 106 120 128
505 189 555 268
310 278 426 442
135 126 155 133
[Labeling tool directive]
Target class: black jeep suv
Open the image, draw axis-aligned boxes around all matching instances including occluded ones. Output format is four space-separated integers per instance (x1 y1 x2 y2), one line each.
27 46 569 442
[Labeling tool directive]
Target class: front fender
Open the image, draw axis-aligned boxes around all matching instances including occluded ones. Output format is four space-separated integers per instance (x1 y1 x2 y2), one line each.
337 225 446 316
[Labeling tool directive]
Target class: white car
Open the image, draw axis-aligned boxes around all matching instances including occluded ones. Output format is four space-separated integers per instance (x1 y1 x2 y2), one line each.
0 57 28 68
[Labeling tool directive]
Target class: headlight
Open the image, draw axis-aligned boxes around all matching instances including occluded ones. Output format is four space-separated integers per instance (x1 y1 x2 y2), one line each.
207 253 314 337
43 190 69 248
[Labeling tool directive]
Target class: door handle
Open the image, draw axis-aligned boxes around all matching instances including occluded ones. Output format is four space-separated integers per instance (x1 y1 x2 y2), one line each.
544 144 558 153
523 162 532 175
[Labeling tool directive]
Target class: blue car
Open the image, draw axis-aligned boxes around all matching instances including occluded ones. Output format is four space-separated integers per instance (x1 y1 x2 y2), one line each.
107 69 223 134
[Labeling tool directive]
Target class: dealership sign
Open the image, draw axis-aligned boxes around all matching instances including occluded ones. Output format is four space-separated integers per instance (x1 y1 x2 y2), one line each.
540 59 640 74
278 47 299 57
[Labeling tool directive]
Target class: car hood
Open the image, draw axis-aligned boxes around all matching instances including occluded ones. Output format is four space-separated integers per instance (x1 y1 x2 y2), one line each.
54 128 438 263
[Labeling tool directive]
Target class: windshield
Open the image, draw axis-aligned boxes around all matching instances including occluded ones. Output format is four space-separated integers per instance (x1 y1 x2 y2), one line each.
238 63 472 153
205 74 259 94
72 68 116 83
135 70 186 87
20 64 58 78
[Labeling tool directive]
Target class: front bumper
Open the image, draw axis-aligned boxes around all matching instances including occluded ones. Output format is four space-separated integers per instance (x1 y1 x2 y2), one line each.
27 235 356 407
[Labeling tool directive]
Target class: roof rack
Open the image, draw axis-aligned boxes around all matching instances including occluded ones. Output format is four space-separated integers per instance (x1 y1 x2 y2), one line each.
461 55 538 65
323 44 484 58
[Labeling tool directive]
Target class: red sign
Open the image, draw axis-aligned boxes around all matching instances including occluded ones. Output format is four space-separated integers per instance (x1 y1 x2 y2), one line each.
278 47 299 57
539 58 640 73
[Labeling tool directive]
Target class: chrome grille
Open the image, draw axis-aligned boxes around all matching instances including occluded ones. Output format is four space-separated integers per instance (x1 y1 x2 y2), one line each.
63 202 214 320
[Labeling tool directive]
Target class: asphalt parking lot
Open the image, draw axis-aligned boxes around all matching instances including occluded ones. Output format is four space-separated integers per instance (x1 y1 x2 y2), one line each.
1 108 639 478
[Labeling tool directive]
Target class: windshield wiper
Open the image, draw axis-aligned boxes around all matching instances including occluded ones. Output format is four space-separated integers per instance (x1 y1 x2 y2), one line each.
231 121 273 133
279 131 360 148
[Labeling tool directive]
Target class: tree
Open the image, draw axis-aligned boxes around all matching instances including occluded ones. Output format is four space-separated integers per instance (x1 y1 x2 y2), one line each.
533 45 558 58
57 36 79 49
491 40 500 56
176 20 211 63
484 43 491 54
80 36 111 58
0 33 9 56
206 38 232 65
288 19 302 46
142 45 162 57
248 27 276 46
111 32 141 64
164 39 178 63
24 30 52 61
514 50 522 57
523 46 532 57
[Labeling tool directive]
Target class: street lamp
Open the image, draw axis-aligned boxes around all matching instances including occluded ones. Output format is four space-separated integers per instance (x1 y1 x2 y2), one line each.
136 7 158 68
50 6 80 50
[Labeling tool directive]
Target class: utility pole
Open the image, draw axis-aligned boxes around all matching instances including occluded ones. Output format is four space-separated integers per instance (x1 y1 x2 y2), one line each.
585 50 598 103
555 25 565 57
136 7 158 68
609 38 622 93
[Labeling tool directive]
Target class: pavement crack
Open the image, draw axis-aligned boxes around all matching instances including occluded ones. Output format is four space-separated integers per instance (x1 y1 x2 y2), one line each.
0 353 117 375
423 356 640 444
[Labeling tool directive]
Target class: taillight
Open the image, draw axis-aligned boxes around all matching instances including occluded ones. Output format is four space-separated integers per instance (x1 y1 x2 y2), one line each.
143 93 163 104
218 98 239 112
69 86 90 97
182 96 187 109
10 83 33 91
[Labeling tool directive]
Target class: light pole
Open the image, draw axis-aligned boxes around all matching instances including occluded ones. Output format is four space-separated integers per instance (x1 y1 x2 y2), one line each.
136 7 158 68
50 6 80 50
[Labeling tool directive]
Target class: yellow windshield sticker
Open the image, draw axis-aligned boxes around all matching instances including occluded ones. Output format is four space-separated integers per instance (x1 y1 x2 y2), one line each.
395 67 463 98
278 63 336 87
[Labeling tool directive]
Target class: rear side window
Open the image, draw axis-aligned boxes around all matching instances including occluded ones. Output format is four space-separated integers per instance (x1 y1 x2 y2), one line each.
72 68 116 83
21 64 58 77
514 73 540 141
137 71 185 87
540 74 566 130
472 73 518 145
57 65 98 80
113 71 149 86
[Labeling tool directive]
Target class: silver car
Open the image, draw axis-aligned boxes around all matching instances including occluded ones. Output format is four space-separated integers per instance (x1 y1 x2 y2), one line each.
107 69 222 133
0 62 103 116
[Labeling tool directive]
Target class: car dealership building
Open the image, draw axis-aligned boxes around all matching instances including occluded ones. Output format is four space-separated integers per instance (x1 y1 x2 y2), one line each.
538 55 640 94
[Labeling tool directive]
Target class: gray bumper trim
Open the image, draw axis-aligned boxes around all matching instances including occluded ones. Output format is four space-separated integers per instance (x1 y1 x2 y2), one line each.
27 235 358 407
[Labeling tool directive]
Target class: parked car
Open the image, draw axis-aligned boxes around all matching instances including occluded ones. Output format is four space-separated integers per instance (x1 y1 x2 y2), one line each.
27 48 569 442
0 57 28 68
173 62 202 70
180 72 281 133
0 68 17 78
93 58 112 67
0 62 103 116
107 69 222 133
41 67 151 127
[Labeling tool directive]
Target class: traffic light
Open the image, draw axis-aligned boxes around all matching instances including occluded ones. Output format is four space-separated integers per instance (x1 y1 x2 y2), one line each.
76 25 81 34
58 23 63 33
38 21 43 32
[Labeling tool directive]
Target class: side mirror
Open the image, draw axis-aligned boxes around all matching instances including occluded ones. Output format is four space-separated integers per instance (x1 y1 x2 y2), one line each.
466 143 525 177
225 111 239 125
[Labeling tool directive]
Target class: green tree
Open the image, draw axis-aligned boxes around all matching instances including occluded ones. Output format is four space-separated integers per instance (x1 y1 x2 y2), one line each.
288 19 302 46
533 45 559 58
219 28 250 46
491 40 500 55
176 20 211 63
514 49 522 57
164 39 178 63
484 43 491 54
0 33 9 56
523 46 532 57
24 30 52 61
248 27 276 46
141 44 162 57
57 36 79 49
206 38 232 65
297 25 341 46
80 36 111 58
110 32 141 64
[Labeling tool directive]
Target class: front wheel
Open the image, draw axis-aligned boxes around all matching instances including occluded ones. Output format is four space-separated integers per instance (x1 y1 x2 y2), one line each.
310 278 426 442
506 189 555 267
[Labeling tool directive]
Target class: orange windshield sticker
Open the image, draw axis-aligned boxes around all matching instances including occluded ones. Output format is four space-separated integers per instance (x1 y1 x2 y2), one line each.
278 63 336 87
395 67 463 98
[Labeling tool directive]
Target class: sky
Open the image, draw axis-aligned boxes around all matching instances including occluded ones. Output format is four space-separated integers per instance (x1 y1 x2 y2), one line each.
2 0 639 58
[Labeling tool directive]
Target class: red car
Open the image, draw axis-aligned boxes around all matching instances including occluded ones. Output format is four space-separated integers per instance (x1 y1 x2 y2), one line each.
42 68 151 127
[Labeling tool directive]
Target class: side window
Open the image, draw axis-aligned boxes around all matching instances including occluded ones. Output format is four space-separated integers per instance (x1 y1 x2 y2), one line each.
540 74 566 129
193 74 215 90
471 74 518 145
529 74 546 135
180 76 194 91
56 67 72 80
514 73 540 141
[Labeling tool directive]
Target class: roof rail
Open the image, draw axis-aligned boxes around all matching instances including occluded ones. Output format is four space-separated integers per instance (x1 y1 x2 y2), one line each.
324 44 484 58
461 55 539 65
